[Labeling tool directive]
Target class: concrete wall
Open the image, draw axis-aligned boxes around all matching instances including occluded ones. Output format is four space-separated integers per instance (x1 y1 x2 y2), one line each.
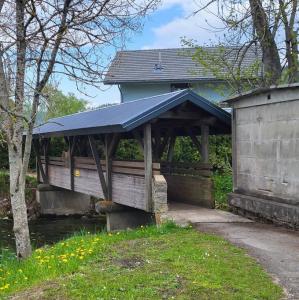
230 86 299 227
120 81 232 103
234 98 299 202
164 174 214 208
37 184 91 216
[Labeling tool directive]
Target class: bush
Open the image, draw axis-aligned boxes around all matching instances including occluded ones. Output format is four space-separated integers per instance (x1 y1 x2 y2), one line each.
162 135 232 173
0 171 37 201
212 173 233 209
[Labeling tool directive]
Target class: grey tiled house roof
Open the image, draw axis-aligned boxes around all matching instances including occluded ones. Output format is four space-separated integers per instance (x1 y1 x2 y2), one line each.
104 47 262 84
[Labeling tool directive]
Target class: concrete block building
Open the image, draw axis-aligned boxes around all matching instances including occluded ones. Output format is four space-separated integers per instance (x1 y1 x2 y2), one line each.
226 84 299 228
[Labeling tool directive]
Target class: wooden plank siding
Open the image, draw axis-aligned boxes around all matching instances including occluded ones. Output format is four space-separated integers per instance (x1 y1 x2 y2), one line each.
40 156 160 211
41 156 161 176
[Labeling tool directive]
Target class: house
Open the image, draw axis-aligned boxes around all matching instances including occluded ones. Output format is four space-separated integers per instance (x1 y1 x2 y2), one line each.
104 47 262 103
225 84 299 228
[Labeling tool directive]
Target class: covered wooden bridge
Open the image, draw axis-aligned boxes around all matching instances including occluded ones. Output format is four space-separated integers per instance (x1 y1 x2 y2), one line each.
33 90 231 229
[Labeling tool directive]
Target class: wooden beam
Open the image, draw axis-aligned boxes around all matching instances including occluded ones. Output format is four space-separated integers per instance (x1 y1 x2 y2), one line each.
201 124 209 163
88 135 108 199
144 123 152 212
108 133 120 157
159 135 170 158
33 140 47 183
153 130 161 162
43 139 50 181
167 135 176 162
152 117 217 129
132 130 144 151
69 136 77 191
159 111 204 119
188 128 201 152
36 157 40 183
105 134 112 200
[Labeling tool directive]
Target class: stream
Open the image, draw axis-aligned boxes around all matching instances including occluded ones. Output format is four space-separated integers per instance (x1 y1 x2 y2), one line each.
0 216 106 251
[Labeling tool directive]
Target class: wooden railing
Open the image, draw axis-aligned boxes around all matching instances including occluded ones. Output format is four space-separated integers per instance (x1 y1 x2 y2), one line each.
41 156 160 176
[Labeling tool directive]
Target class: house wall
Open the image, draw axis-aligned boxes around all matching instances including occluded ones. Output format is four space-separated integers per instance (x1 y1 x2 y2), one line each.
229 87 299 228
120 83 170 102
120 81 231 103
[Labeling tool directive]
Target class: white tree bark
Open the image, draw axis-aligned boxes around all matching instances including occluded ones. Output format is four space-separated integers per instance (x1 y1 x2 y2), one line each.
0 0 158 259
8 142 32 258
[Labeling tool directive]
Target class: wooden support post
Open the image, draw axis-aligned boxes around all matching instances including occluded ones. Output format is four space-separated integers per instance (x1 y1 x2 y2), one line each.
36 156 40 183
132 130 144 151
188 128 201 152
88 135 108 199
144 123 152 212
153 130 161 162
69 136 77 191
43 139 50 182
167 135 176 162
33 139 47 183
105 134 112 200
108 133 120 157
201 124 209 163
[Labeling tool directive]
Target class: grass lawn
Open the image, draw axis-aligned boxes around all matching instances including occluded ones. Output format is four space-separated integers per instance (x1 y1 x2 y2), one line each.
0 223 282 300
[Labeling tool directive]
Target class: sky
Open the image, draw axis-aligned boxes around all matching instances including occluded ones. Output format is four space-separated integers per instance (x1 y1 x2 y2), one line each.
59 0 222 107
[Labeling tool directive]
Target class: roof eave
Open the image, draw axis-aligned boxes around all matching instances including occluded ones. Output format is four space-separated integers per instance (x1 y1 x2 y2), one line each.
32 124 125 139
223 82 299 104
103 78 226 85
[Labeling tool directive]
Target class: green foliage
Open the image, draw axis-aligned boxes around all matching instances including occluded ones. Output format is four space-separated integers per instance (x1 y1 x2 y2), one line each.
166 135 232 173
182 42 263 95
173 137 200 162
0 144 8 170
44 86 88 121
115 139 143 160
0 171 37 203
27 86 88 169
209 135 232 173
0 224 282 299
212 173 233 210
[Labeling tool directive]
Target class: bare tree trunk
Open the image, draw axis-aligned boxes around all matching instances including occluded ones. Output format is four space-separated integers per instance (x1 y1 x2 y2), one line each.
0 0 157 259
8 0 32 258
8 141 32 258
279 0 299 83
249 0 282 84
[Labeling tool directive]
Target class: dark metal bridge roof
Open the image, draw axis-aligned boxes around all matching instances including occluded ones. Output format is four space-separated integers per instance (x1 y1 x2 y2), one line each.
33 89 231 138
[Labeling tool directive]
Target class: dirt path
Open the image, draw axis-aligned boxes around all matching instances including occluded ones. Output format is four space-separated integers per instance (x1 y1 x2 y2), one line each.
195 222 299 300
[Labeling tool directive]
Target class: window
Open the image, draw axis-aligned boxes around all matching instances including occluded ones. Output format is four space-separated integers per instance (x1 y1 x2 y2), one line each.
170 83 191 91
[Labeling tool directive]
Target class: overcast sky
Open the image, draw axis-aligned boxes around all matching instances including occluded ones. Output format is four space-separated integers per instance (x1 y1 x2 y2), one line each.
60 0 222 107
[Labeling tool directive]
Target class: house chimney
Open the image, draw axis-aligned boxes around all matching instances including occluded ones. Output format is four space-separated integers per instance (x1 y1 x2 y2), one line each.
154 52 163 71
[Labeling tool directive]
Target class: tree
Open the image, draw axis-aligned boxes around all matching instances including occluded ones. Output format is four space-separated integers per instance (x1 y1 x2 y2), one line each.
0 0 159 258
44 86 88 121
182 44 262 94
190 0 299 88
